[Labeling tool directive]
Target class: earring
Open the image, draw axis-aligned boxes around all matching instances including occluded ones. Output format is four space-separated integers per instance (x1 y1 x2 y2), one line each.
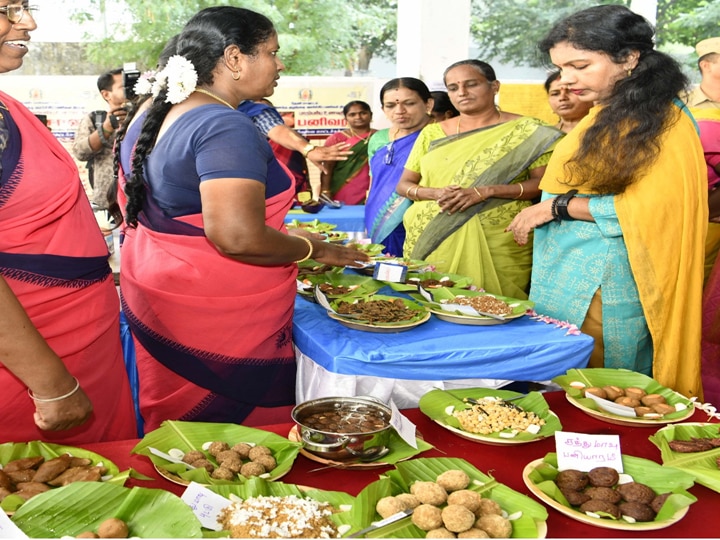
627 68 633 77
232 70 241 81
427 110 433 117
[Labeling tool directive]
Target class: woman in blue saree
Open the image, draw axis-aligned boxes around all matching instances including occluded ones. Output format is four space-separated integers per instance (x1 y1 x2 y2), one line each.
365 78 434 255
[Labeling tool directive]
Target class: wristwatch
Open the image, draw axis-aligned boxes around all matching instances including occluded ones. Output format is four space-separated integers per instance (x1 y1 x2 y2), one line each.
301 143 315 158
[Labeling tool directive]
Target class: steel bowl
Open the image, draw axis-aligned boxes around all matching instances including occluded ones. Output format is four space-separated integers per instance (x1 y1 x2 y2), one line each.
291 396 393 461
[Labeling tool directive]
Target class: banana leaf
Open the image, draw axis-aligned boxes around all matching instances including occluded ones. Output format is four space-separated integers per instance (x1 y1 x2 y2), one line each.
355 457 547 538
409 287 534 319
344 242 386 256
286 218 338 233
131 421 301 485
552 368 694 422
11 482 202 538
387 271 474 292
418 388 562 443
328 294 429 327
525 452 696 527
649 423 720 493
297 272 384 300
0 441 125 513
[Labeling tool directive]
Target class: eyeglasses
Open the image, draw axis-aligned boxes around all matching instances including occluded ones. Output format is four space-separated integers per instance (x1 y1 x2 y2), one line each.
0 4 37 24
384 141 395 165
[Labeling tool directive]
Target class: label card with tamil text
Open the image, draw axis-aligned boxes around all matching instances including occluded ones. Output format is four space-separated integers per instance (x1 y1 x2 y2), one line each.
181 481 232 531
555 431 623 472
389 400 418 449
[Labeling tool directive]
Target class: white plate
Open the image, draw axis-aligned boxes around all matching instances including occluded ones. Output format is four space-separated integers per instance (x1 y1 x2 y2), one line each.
328 310 430 333
565 393 694 427
430 411 559 446
430 308 524 326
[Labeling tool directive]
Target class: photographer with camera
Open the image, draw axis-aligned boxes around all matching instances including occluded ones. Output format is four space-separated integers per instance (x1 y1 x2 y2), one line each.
71 68 132 253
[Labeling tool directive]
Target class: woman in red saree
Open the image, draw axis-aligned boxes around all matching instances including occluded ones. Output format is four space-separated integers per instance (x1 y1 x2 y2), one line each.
120 7 367 432
0 4 136 443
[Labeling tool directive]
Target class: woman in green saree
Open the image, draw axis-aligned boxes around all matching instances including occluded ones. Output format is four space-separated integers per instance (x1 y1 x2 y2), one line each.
396 60 563 299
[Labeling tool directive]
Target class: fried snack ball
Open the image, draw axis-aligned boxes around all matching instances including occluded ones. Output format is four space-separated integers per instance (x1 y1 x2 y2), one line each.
231 442 252 459
97 517 129 538
182 450 206 465
579 499 620 519
412 503 444 531
447 489 483 513
651 403 676 415
207 441 230 457
475 514 512 538
475 498 503 518
211 466 235 480
215 450 241 464
248 445 272 461
560 487 590 507
614 396 641 408
624 387 647 400
437 469 471 492
584 387 607 399
76 532 99 538
376 496 405 519
442 504 476 533
411 481 448 506
555 469 588 491
619 501 656 522
584 486 621 504
651 493 671 513
616 482 655 504
602 385 624 401
587 467 619 488
396 492 420 509
240 461 266 478
191 459 215 473
220 456 243 473
640 393 666 406
458 528 490 538
426 527 457 538
253 454 277 472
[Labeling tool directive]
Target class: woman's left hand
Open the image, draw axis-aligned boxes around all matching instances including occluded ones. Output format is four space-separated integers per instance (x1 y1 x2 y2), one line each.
505 199 555 245
437 185 488 214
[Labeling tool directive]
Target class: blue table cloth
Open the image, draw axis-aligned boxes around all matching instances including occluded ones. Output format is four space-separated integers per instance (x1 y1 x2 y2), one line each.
285 204 366 232
292 296 593 382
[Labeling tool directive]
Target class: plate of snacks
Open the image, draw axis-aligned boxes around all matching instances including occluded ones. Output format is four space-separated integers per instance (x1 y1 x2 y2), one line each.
352 457 548 538
410 287 533 326
418 388 562 445
296 272 383 301
353 256 430 276
286 218 338 235
0 441 125 513
326 294 430 333
523 452 696 531
649 422 720 493
10 482 202 538
387 271 474 292
132 421 301 486
553 368 694 426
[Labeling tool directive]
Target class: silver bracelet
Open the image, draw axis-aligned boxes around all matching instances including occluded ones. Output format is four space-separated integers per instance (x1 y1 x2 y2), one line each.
28 377 80 403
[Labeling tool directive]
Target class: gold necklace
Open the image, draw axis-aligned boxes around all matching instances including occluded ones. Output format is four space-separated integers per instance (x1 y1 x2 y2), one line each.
194 88 235 110
348 126 372 144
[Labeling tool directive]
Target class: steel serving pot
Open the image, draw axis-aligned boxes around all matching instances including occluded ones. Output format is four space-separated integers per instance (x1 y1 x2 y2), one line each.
291 396 393 461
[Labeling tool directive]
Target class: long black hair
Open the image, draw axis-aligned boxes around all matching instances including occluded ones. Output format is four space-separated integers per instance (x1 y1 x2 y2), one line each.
379 77 432 103
539 5 689 194
124 7 275 227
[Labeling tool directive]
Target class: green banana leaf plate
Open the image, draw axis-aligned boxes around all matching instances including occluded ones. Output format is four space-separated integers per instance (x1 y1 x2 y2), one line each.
286 218 337 233
327 294 430 332
387 270 473 292
409 287 533 325
297 272 384 301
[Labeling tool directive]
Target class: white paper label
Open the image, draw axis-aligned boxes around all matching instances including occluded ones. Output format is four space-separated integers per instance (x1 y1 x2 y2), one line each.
390 400 418 449
181 481 233 531
0 511 27 538
555 431 623 472
373 262 408 283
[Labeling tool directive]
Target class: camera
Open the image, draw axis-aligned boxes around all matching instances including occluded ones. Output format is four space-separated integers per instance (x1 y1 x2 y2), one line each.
122 62 141 100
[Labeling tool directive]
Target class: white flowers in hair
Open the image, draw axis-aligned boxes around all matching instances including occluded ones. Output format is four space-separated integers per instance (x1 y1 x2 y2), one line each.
133 70 157 97
152 55 199 104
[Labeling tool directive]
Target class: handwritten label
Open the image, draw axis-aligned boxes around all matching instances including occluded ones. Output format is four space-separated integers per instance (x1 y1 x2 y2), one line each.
555 431 623 472
0 511 27 538
390 400 418 449
181 481 233 531
373 262 407 283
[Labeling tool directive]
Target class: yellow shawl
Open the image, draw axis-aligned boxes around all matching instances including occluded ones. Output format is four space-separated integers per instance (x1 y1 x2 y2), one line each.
541 106 707 398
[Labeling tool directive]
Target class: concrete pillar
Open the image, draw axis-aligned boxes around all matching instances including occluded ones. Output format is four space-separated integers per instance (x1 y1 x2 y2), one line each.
630 0 657 25
396 0 471 88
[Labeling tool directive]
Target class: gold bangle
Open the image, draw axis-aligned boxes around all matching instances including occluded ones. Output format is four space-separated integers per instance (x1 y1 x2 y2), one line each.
412 186 420 200
514 183 524 200
294 236 314 264
473 186 482 200
405 186 414 200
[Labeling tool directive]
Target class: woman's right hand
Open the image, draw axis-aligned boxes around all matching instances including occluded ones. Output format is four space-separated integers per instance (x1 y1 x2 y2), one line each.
33 387 93 432
312 241 371 268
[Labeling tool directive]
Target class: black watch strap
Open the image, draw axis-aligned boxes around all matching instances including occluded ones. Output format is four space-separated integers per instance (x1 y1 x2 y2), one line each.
554 189 579 221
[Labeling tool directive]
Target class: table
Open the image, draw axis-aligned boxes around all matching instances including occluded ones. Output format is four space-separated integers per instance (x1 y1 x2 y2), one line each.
285 204 366 233
292 297 594 408
84 391 719 538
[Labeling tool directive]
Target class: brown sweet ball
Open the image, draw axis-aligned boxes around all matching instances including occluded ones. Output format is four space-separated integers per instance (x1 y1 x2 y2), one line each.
560 487 591 507
437 469 471 492
614 396 641 408
475 514 512 538
555 469 588 491
231 442 252 459
457 528 490 538
191 458 215 473
181 450 205 465
650 492 671 513
76 532 99 538
616 482 655 504
210 466 235 481
474 498 502 518
97 518 129 539
447 489 483 512
579 499 620 519
253 454 277 472
215 450 241 464
411 503 444 531
239 461 266 478
248 445 272 461
395 492 420 509
640 393 666 406
426 527 457 538
442 504 476 533
584 486 621 504
206 441 230 457
634 406 654 417
587 467 619 488
619 501 656 522
651 403 677 415
602 385 625 401
376 496 405 519
410 481 448 506
220 456 243 473
624 387 647 400
584 387 607 399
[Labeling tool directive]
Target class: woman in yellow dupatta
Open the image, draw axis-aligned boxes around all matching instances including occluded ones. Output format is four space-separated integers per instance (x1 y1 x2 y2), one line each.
507 5 707 399
396 60 562 299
